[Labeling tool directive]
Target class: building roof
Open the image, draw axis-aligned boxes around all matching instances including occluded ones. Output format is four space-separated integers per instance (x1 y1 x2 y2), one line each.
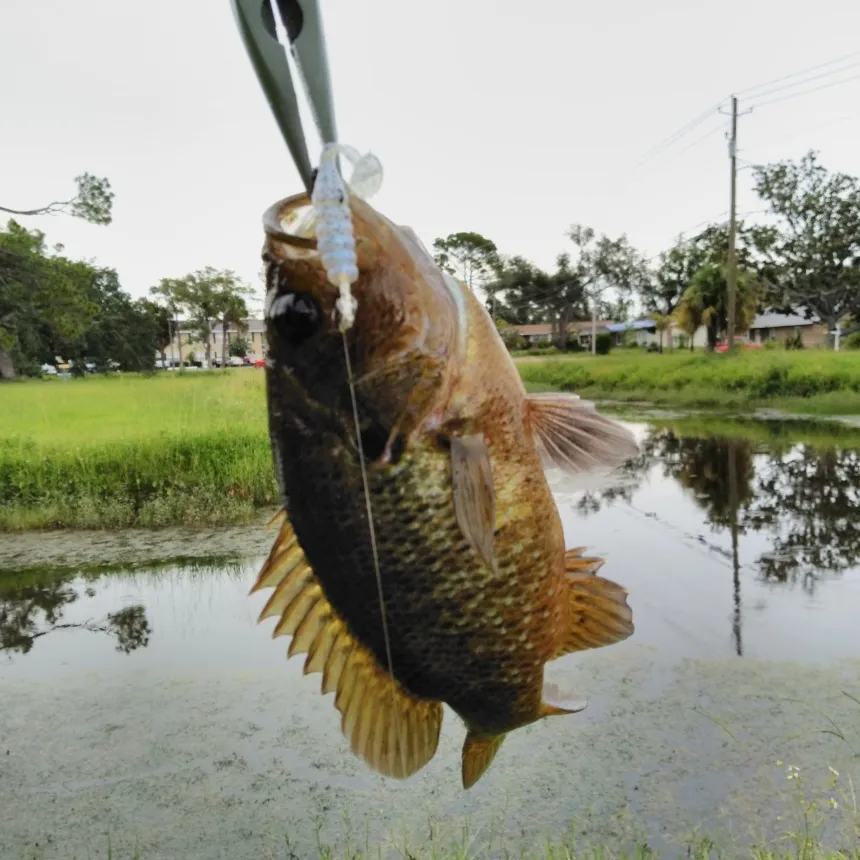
514 323 553 336
513 320 615 337
749 310 820 329
606 319 657 333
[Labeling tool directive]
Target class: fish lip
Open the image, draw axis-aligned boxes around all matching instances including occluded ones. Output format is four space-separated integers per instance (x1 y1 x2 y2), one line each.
262 192 318 250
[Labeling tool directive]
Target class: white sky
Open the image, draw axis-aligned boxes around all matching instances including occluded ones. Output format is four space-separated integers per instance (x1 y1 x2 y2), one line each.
4 0 860 301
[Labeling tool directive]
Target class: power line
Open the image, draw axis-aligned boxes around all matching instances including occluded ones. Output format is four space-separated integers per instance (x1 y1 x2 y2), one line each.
734 49 860 99
746 70 860 109
590 49 860 199
740 59 860 104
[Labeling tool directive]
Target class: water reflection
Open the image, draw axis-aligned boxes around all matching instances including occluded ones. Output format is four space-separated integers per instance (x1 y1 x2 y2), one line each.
0 569 150 656
2 420 860 669
576 422 860 588
0 557 247 662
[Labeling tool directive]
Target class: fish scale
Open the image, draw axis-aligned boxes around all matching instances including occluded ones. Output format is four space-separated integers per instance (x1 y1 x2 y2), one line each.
275 426 552 725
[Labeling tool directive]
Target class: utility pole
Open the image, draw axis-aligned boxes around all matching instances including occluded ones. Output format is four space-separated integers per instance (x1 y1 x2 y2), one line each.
727 95 739 352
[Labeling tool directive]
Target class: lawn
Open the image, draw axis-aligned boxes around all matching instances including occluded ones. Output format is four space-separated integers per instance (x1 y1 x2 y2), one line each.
0 371 276 530
516 348 860 414
4 349 860 531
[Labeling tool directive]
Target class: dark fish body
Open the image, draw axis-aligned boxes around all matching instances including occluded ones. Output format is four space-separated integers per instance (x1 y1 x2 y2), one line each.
252 191 638 787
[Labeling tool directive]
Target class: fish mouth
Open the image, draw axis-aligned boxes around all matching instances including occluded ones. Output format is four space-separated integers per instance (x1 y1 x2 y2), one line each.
262 192 320 257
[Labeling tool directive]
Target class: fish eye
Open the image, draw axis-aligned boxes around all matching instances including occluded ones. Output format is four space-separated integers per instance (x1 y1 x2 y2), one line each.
267 291 322 344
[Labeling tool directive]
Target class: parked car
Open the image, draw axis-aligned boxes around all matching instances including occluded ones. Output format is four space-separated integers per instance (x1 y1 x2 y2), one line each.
714 338 762 353
41 363 58 376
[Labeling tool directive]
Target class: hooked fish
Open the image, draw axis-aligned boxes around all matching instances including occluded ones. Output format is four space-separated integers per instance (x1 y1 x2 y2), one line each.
250 189 639 789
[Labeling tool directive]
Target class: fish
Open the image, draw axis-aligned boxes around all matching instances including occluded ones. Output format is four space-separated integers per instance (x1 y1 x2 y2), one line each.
250 189 639 789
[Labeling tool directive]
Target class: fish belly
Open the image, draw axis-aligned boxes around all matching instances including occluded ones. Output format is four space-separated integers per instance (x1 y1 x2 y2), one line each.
281 441 559 731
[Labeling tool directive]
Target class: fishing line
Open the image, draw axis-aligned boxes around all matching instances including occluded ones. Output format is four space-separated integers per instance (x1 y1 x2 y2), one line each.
340 328 396 681
311 143 395 683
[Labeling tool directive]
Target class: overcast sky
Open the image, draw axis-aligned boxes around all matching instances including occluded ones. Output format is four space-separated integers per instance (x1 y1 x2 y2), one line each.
4 0 860 303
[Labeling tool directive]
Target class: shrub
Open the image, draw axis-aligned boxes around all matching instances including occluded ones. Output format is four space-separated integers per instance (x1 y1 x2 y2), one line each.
595 333 613 355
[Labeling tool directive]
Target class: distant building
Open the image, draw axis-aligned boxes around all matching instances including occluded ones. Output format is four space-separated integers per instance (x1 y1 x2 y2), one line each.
512 320 616 348
746 310 833 347
156 318 268 367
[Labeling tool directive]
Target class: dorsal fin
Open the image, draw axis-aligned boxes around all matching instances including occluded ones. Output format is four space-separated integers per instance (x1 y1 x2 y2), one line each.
554 548 635 659
252 510 444 780
524 393 639 474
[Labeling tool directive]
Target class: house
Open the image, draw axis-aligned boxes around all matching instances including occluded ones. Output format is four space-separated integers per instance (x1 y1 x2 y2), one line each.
513 321 616 347
746 310 833 347
606 319 709 349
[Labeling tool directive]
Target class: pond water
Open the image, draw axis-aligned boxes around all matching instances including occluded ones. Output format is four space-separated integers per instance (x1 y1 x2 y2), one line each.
2 417 860 859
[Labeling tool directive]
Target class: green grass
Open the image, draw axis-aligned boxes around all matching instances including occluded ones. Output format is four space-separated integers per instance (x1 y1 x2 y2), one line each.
0 371 277 530
5 352 860 531
516 350 860 414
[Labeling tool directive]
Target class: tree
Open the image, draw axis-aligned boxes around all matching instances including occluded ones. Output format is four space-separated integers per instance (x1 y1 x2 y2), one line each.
566 224 650 353
157 268 253 368
140 299 173 366
677 262 760 351
492 253 587 348
0 220 98 379
71 269 159 373
229 335 251 359
645 238 705 319
752 150 860 342
0 173 114 226
149 280 184 369
432 232 500 296
217 293 250 369
674 299 704 352
494 318 525 352
649 313 672 352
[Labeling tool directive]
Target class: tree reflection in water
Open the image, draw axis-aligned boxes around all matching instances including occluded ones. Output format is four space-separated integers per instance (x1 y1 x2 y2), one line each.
0 556 245 660
0 569 151 658
567 421 860 655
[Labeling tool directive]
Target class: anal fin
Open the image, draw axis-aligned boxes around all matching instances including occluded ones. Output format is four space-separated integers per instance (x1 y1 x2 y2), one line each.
555 547 635 658
252 508 444 780
461 732 506 789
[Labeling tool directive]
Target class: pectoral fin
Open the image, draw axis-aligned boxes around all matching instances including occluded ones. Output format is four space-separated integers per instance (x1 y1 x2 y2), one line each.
450 434 497 570
524 393 639 474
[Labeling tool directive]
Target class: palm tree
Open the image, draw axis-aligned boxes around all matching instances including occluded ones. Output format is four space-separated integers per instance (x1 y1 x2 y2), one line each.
648 313 672 353
676 263 759 351
216 294 248 369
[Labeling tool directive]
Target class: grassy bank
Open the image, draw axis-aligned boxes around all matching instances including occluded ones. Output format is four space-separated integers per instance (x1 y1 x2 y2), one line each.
516 350 860 414
5 351 860 530
0 372 278 530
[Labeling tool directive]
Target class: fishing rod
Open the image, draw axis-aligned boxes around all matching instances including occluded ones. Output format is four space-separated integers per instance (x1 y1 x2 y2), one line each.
230 0 337 193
